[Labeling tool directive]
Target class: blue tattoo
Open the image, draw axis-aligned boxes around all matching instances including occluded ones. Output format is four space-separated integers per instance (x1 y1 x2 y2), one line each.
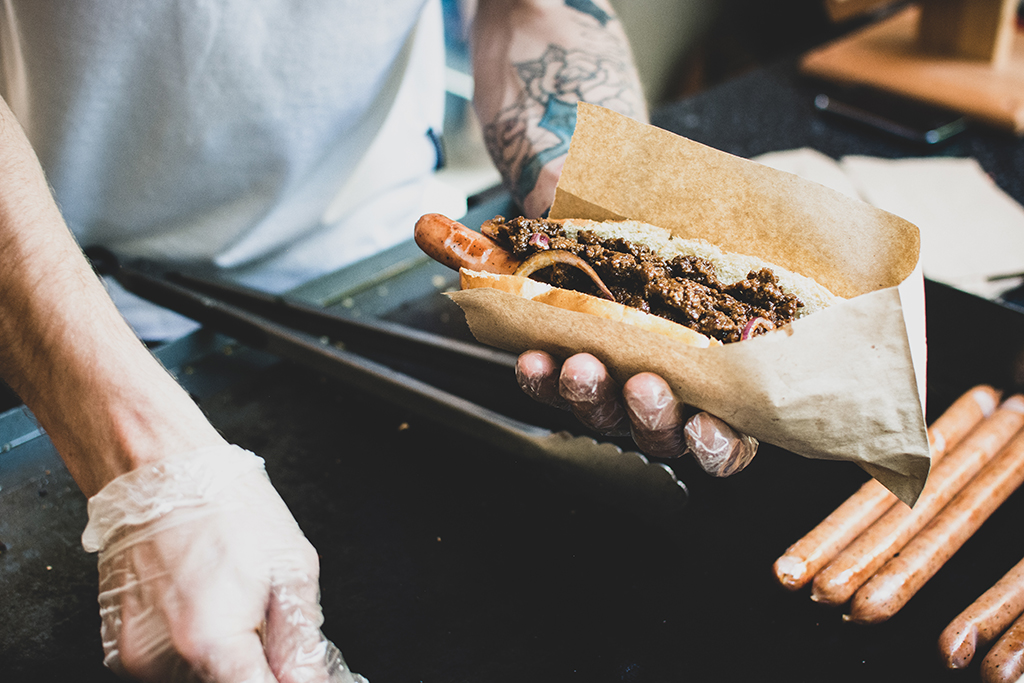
483 36 640 208
515 98 577 203
565 0 611 26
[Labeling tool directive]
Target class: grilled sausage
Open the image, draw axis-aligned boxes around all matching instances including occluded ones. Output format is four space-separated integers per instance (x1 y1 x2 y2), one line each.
414 213 522 274
938 554 1024 669
847 428 1024 623
773 385 999 591
810 395 1024 606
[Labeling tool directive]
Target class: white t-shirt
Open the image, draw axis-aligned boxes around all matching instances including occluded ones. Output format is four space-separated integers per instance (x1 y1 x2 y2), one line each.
0 0 463 338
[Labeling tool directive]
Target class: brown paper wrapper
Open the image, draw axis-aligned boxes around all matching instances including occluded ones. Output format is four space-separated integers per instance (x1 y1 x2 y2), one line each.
450 103 930 506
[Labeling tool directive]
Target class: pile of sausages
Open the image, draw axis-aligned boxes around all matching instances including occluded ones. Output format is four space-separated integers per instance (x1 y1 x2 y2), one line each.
773 386 1024 682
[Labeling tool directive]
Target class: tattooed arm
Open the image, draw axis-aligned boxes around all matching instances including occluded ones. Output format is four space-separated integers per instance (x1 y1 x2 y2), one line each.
472 0 647 218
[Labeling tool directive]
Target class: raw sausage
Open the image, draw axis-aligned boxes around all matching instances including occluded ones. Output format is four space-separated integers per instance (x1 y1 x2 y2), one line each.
847 427 1024 623
981 611 1024 683
811 395 1024 606
938 554 1024 669
773 385 999 590
810 395 1024 606
414 213 522 274
929 386 1001 458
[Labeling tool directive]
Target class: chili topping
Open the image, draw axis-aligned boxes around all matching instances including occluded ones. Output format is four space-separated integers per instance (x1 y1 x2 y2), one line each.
486 215 803 343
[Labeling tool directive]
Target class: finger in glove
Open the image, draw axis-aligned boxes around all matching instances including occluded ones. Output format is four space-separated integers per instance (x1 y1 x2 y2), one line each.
684 412 759 477
516 350 568 409
558 353 630 436
622 373 686 459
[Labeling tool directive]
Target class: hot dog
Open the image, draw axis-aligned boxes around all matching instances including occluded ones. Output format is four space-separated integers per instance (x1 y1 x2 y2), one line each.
939 553 1024 669
772 385 1000 591
415 213 842 347
846 427 1024 624
810 395 1024 606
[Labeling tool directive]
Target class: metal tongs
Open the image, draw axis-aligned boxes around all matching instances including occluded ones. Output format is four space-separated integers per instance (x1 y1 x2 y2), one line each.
93 250 689 520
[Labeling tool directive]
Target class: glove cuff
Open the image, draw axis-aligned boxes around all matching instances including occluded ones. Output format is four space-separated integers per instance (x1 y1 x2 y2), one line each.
81 444 266 553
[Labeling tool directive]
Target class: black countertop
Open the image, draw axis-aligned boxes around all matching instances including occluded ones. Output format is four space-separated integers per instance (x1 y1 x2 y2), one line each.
3 58 1024 683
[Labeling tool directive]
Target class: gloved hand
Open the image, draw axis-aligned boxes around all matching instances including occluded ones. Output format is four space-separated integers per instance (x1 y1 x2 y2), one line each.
517 350 759 477
81 444 365 683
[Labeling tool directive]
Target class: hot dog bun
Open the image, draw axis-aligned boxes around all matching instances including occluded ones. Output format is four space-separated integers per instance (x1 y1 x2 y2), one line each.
459 268 722 348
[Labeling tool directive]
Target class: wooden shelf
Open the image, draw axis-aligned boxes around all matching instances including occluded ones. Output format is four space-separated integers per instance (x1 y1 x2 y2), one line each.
801 5 1024 134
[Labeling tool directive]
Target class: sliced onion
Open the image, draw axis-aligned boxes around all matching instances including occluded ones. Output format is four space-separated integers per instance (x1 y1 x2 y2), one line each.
740 316 775 341
527 232 550 250
514 249 615 301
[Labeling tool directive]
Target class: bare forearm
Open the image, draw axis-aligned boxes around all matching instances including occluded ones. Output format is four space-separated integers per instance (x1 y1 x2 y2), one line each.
0 99 223 497
472 0 647 216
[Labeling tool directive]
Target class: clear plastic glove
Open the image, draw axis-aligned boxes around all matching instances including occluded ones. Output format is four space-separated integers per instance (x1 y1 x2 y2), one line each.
81 444 366 683
517 350 758 477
